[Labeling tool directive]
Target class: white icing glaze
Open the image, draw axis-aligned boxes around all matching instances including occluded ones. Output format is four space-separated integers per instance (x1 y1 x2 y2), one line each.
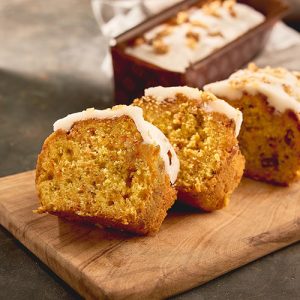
144 86 242 137
145 86 201 102
53 106 180 184
125 2 265 73
202 99 243 137
204 66 300 114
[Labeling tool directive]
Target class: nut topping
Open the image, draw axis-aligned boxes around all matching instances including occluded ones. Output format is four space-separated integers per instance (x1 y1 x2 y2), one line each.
169 11 189 25
190 19 208 29
223 0 237 17
155 26 173 39
152 38 169 54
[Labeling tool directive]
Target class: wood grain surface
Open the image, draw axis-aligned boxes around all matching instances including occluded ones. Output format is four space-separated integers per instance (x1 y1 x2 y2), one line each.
0 170 299 299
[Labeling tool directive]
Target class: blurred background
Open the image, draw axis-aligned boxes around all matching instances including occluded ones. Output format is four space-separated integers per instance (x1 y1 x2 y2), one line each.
286 0 300 29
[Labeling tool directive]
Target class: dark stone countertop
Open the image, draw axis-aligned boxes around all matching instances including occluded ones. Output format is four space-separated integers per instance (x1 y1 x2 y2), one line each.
0 1 299 299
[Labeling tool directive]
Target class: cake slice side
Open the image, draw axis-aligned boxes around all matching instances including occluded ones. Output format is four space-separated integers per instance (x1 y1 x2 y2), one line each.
36 114 177 235
215 93 300 185
204 64 300 185
133 87 245 211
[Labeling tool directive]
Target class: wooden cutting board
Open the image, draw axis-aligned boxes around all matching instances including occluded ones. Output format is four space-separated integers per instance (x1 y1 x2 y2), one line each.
0 171 299 299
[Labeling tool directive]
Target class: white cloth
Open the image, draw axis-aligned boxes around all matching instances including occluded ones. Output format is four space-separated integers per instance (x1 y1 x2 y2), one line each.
255 22 300 70
264 22 300 52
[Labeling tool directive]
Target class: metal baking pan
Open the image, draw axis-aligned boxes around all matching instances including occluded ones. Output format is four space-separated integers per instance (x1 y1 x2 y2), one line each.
111 0 289 104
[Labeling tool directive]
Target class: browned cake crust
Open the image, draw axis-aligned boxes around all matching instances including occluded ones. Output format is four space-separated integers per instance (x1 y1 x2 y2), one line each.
223 93 300 186
35 116 176 235
133 93 245 211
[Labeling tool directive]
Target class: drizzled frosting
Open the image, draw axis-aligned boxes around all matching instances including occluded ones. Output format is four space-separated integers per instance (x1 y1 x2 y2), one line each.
126 1 265 73
204 64 300 114
53 106 180 184
144 86 243 137
145 86 201 101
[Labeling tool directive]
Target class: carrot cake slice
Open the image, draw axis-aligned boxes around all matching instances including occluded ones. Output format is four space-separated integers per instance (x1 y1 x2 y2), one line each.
35 106 179 235
204 63 300 185
133 86 245 211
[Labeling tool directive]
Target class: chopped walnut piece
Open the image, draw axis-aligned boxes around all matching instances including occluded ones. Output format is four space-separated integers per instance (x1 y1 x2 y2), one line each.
248 62 259 72
152 39 169 54
177 11 189 24
223 0 237 17
133 37 146 47
283 84 292 96
186 31 200 49
156 26 173 39
223 0 236 8
186 38 197 49
202 91 217 103
230 79 248 89
208 30 224 38
169 11 189 25
186 31 200 41
271 67 286 78
190 19 208 29
210 10 221 18
210 0 222 9
203 1 222 18
229 6 237 17
261 76 271 84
